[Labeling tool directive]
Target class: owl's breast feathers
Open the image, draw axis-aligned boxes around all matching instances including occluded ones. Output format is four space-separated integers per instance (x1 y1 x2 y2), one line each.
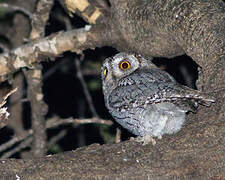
106 69 215 113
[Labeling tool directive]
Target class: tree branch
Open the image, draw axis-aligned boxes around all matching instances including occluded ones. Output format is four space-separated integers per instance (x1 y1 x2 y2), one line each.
0 25 111 82
0 131 225 179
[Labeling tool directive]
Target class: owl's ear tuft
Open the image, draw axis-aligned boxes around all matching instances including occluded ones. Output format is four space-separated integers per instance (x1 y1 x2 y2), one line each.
132 52 142 59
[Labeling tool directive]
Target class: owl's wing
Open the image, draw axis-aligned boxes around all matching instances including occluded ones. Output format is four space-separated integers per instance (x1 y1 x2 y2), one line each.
136 69 215 106
154 83 215 112
107 70 215 112
161 84 215 106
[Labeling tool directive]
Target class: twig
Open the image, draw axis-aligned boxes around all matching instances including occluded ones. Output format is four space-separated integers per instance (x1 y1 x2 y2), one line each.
0 130 32 153
48 130 67 149
46 116 113 129
74 118 112 125
75 58 99 117
0 3 33 19
1 136 33 159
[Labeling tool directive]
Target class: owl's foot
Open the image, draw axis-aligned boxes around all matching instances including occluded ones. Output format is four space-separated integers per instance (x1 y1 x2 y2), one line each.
131 135 156 145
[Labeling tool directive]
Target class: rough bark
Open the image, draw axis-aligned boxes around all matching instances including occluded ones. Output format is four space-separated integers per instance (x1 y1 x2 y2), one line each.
0 134 224 180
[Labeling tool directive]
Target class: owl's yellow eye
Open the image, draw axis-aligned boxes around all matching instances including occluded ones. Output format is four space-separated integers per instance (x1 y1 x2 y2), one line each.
104 68 108 77
119 60 131 70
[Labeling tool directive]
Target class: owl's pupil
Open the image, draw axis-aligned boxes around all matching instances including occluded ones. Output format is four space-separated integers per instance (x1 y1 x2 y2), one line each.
122 63 128 69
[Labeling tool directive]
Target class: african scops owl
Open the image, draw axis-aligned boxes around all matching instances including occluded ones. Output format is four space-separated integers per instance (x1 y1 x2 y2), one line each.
101 52 215 142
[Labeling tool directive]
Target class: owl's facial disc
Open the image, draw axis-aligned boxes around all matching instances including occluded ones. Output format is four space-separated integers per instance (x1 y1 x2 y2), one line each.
101 53 141 94
110 53 140 79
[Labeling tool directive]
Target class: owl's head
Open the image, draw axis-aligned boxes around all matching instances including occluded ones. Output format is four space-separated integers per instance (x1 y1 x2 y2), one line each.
101 52 154 95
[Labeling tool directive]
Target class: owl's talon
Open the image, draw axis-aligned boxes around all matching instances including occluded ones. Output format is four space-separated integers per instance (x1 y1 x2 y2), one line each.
135 135 156 146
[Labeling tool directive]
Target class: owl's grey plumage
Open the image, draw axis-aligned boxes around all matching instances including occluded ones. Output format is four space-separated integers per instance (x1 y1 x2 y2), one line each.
101 52 215 140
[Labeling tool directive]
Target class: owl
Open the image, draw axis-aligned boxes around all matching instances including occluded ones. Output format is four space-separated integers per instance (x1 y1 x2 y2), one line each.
101 52 215 144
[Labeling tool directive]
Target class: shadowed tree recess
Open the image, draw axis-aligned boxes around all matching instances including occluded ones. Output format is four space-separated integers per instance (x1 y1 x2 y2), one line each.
0 0 224 179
